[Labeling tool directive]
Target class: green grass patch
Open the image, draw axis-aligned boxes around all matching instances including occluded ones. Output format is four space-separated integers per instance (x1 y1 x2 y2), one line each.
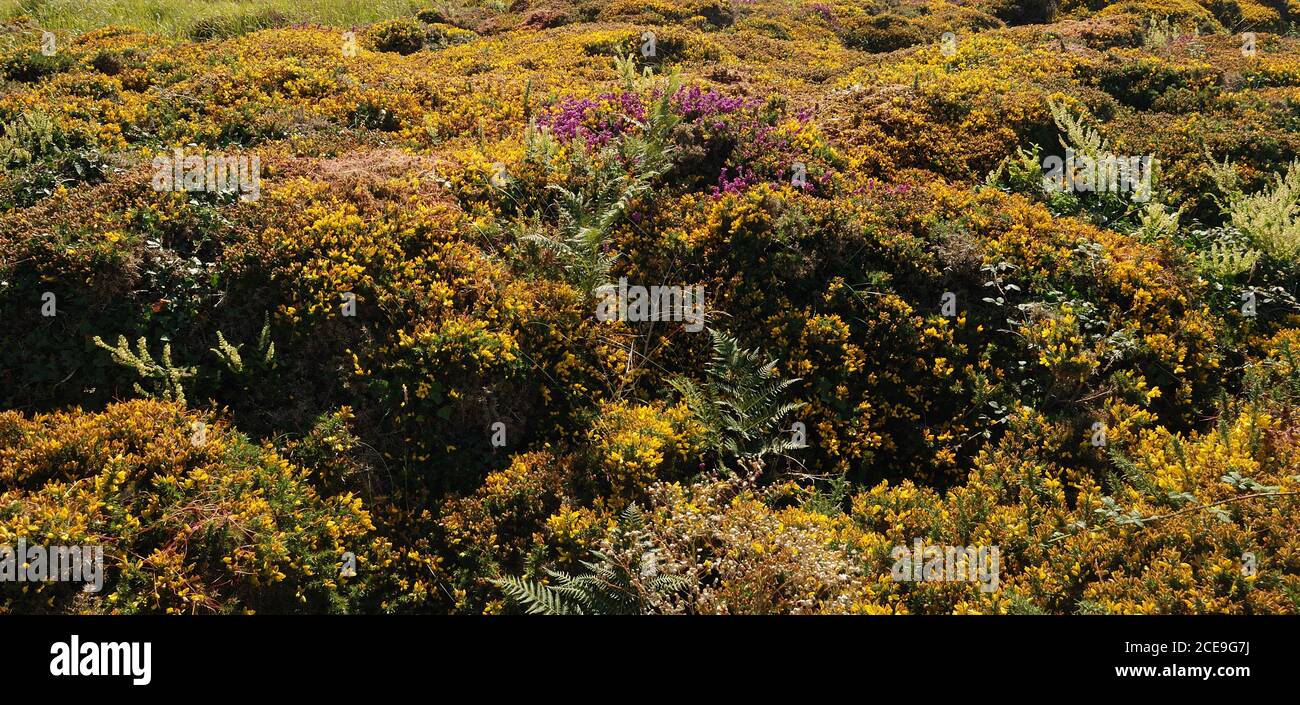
1 0 428 37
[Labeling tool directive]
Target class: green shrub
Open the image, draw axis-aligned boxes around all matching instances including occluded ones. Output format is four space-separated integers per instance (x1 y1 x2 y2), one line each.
0 48 75 83
838 13 927 53
366 17 427 55
0 401 380 614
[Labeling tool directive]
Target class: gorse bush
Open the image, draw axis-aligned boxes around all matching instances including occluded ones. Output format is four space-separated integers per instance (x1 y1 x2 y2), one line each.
0 401 379 614
3 0 1300 614
365 17 427 54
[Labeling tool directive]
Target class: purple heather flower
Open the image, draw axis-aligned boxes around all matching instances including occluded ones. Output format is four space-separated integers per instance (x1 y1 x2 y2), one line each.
539 91 646 147
673 85 753 120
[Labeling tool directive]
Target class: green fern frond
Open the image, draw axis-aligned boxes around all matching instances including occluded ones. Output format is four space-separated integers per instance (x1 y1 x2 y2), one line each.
517 71 680 295
620 503 647 531
1048 99 1107 161
671 329 805 465
490 575 581 615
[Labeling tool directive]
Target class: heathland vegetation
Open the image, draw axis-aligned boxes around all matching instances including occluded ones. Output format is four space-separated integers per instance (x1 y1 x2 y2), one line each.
1 0 1299 613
